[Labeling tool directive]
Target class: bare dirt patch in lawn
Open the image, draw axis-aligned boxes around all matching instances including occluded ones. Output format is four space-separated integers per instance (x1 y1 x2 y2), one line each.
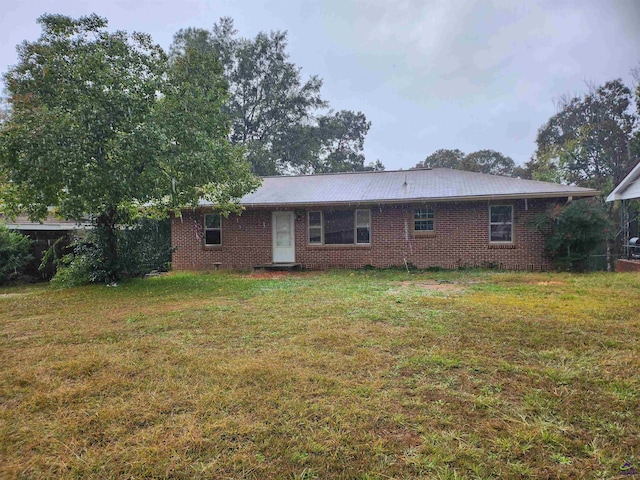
381 427 423 448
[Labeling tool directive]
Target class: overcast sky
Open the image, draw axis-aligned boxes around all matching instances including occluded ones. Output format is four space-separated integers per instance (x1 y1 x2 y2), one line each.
1 0 639 171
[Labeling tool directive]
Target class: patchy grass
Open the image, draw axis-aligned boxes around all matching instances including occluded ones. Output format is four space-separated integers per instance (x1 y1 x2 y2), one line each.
0 269 638 479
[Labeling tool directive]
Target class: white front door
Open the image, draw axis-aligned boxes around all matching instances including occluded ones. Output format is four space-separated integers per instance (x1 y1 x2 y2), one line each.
272 211 295 263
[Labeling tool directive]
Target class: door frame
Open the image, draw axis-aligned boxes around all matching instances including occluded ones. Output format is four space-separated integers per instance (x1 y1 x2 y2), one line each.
272 211 296 263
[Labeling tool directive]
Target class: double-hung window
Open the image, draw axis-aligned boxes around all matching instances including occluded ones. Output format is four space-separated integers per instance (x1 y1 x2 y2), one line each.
308 209 370 245
489 205 513 243
413 207 434 233
204 213 222 245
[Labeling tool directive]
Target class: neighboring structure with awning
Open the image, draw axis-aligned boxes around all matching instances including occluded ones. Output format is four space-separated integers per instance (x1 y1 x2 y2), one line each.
1 215 91 279
606 160 640 202
607 160 640 271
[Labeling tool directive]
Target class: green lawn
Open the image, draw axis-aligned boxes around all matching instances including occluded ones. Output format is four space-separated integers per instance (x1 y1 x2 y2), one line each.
1 269 638 479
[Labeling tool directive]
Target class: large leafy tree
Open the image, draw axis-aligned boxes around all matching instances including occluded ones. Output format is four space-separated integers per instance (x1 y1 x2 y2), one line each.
530 79 637 192
314 110 378 173
285 110 379 174
415 148 520 177
463 149 518 176
172 18 379 175
0 14 258 281
527 79 640 268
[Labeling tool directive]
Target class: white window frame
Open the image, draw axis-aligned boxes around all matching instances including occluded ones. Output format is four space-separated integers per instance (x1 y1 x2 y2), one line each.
307 209 371 245
204 213 222 246
413 207 435 234
489 205 514 243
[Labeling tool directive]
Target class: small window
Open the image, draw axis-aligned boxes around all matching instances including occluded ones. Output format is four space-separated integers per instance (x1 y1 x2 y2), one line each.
489 205 513 243
204 213 222 245
414 207 434 233
356 209 371 244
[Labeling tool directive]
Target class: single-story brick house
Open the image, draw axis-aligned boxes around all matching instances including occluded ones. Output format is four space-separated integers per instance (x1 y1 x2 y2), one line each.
171 168 598 271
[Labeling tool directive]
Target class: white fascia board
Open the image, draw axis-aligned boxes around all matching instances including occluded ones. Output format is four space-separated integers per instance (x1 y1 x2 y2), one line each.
607 161 640 202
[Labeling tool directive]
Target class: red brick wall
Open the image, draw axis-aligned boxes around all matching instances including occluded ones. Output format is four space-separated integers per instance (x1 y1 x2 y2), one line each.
171 199 556 271
615 259 640 272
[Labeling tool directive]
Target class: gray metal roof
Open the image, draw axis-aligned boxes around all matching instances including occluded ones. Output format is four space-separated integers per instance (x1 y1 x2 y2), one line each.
203 168 599 207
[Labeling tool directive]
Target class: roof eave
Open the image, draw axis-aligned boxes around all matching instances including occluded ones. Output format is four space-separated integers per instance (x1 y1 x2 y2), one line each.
235 190 599 209
606 191 638 202
606 160 640 202
606 192 618 202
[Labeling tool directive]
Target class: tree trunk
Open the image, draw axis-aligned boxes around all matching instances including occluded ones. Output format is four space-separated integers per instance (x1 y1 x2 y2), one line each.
96 208 120 283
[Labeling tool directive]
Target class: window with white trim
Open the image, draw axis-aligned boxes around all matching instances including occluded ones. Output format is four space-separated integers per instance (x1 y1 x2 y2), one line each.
204 213 222 245
308 209 371 245
413 207 434 233
489 205 513 243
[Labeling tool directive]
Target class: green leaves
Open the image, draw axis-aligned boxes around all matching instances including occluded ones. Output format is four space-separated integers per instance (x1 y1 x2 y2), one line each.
0 14 259 281
417 148 518 177
0 225 33 282
2 14 168 221
160 43 261 209
532 79 637 192
530 199 613 271
211 20 325 175
171 18 378 176
313 111 372 174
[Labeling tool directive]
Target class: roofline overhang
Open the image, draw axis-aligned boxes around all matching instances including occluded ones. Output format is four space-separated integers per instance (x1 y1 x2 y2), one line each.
606 160 640 202
606 192 636 202
196 190 599 209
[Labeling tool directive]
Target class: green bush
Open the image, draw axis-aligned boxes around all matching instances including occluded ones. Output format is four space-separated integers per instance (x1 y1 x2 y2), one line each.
0 225 33 283
49 246 94 287
51 218 172 287
531 198 613 271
